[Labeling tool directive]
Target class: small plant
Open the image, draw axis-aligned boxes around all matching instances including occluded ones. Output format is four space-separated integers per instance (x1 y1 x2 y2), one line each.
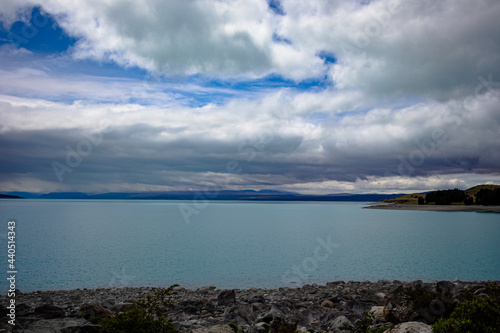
228 321 244 333
353 311 390 333
368 328 389 333
486 282 500 304
356 311 374 332
432 296 500 333
99 285 179 333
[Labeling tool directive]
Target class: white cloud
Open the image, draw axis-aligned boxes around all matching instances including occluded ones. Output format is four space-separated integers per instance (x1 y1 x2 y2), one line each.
0 0 38 27
0 67 181 105
279 0 500 99
0 44 32 56
2 0 499 96
280 175 473 195
28 0 319 80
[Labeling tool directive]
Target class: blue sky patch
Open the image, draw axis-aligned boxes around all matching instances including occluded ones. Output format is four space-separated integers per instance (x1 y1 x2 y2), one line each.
0 7 76 53
272 33 292 45
268 0 285 15
317 51 337 65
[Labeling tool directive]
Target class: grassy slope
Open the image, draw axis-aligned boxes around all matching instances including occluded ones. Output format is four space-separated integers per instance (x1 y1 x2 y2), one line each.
381 193 425 205
465 184 500 201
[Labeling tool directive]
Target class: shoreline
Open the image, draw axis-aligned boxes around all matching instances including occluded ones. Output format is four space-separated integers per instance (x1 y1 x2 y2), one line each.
2 280 498 332
364 203 500 213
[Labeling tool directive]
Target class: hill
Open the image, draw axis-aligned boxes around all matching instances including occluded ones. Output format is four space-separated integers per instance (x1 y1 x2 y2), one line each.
465 184 500 199
381 184 500 206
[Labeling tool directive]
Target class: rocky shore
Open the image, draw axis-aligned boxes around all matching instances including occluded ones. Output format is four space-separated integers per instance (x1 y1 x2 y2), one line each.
1 280 497 333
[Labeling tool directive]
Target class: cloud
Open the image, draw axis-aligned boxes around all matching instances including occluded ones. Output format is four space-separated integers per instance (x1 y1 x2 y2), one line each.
0 84 499 193
280 175 474 195
5 0 317 80
277 0 500 99
2 0 499 95
0 0 499 194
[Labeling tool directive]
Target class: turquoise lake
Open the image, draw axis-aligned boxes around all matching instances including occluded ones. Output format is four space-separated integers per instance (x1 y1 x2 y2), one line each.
0 200 499 292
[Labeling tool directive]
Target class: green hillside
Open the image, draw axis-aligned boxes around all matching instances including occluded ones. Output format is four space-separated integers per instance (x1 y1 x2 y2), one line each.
382 193 425 205
465 184 500 199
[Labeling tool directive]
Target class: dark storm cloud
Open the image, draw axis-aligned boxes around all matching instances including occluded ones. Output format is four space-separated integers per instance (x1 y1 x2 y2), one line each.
1 94 499 193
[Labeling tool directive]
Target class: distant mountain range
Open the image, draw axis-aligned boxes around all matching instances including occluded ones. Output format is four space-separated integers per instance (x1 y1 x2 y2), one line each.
1 190 404 202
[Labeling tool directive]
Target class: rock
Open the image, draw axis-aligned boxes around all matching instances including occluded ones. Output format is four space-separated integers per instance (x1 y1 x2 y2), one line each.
376 292 387 301
384 283 455 324
101 298 115 309
111 302 134 313
197 286 217 295
217 289 236 306
17 303 34 317
179 298 215 315
269 314 297 333
436 281 455 293
371 322 394 332
386 321 432 333
250 295 266 304
180 319 199 328
248 321 269 333
189 324 234 333
41 294 54 304
344 300 370 318
251 302 265 312
225 304 255 324
329 315 353 333
256 305 284 324
370 306 386 323
321 299 334 308
75 304 114 323
22 318 101 333
35 304 65 319
69 294 82 304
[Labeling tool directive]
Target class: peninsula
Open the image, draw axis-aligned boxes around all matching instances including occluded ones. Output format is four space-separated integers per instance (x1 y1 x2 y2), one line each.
365 185 500 213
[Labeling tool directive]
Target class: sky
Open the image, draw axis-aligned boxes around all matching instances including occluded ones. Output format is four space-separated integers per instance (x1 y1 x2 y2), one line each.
0 0 499 195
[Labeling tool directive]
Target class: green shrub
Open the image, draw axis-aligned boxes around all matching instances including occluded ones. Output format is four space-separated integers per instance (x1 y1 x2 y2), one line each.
432 296 500 333
486 282 500 304
228 322 244 333
353 311 390 333
368 328 389 333
99 285 179 333
355 311 374 332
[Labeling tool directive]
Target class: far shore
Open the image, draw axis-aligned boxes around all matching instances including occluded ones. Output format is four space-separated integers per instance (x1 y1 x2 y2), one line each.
364 203 500 213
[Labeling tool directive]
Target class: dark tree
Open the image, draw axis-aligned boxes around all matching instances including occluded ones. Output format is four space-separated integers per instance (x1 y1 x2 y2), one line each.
418 197 425 205
425 189 466 205
476 189 500 206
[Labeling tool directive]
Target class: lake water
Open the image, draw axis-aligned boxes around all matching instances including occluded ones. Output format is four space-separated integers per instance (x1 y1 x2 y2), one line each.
0 199 499 292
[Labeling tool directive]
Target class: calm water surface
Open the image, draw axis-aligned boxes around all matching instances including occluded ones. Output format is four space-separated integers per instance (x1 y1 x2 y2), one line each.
0 199 499 291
